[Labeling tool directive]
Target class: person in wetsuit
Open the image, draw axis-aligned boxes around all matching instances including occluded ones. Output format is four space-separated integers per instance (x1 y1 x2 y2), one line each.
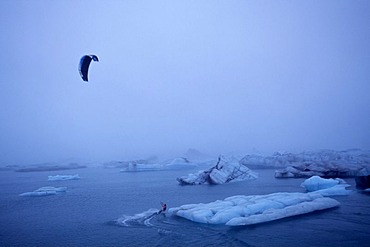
158 202 167 214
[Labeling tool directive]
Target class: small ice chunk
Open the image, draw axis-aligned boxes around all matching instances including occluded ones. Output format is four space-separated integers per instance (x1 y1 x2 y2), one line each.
301 176 351 195
20 186 67 197
301 176 339 191
48 174 80 181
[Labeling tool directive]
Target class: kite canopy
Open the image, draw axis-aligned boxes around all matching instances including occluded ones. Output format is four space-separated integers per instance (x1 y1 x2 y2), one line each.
79 55 99 82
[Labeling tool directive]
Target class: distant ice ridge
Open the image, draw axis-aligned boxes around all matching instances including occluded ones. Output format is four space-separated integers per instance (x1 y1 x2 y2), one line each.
104 157 199 172
19 186 67 197
120 163 163 172
120 158 197 172
177 155 258 185
169 176 350 226
14 162 86 172
48 174 80 181
239 149 370 178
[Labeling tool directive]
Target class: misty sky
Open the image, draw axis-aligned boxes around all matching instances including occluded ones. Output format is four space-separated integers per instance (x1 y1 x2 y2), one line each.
1 1 370 165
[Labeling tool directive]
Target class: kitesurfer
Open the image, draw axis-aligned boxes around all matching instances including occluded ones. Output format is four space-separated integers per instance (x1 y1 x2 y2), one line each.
158 202 167 214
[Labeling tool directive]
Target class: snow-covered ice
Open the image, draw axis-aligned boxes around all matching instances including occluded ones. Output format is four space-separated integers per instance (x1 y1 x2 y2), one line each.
48 174 80 181
168 192 339 226
19 186 67 197
177 156 258 185
169 175 351 226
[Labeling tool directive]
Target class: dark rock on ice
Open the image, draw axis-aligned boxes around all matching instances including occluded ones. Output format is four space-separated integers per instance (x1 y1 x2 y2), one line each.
355 167 370 190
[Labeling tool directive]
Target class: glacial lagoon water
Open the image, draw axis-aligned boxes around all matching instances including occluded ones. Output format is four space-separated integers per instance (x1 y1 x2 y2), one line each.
0 166 369 246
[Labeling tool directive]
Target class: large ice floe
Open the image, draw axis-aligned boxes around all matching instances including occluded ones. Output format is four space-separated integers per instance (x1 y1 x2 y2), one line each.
177 156 258 185
19 186 67 197
48 174 80 181
168 193 339 226
169 176 350 226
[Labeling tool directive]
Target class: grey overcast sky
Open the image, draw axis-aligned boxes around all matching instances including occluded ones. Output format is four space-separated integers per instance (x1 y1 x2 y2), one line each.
1 0 370 165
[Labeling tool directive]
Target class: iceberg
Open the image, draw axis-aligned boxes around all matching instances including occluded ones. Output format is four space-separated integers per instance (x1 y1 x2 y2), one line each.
119 157 198 172
120 163 164 172
15 162 86 172
177 156 258 185
300 176 351 196
239 149 370 178
274 163 358 178
301 176 340 192
19 186 67 197
48 174 80 181
104 157 157 169
168 192 340 226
